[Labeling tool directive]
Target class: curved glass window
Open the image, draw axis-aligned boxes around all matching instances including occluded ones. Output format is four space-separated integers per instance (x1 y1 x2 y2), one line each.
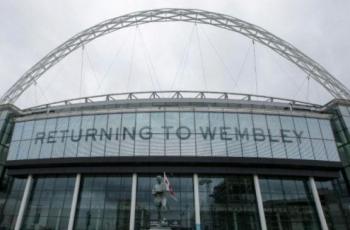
199 175 260 230
259 177 320 229
74 175 132 230
135 175 194 229
22 176 75 230
0 178 26 229
8 112 340 162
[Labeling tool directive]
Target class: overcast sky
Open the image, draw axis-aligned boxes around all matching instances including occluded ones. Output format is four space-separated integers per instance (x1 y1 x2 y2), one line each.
1 0 350 108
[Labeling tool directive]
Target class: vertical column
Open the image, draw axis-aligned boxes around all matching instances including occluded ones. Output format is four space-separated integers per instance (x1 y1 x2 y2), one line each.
309 177 328 230
129 173 137 230
15 174 33 230
68 173 81 230
193 173 201 230
253 175 267 230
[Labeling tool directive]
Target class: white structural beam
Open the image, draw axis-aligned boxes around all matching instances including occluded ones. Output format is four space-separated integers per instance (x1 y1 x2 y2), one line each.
15 175 33 230
309 177 328 230
129 173 137 230
1 8 350 104
253 175 267 230
193 173 201 230
68 174 81 230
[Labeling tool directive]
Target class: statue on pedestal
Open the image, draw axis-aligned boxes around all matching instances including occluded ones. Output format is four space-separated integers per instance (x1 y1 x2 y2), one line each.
152 175 168 224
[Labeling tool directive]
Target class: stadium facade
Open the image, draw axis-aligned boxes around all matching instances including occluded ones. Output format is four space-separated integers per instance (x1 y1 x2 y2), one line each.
0 8 350 230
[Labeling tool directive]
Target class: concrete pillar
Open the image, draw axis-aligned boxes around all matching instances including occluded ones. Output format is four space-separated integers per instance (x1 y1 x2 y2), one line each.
68 174 81 230
15 174 33 230
253 175 267 230
193 173 201 230
129 173 137 230
309 177 328 230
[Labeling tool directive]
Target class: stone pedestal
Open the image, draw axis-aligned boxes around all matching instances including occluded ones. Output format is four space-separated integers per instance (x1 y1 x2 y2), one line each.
149 220 171 230
149 227 172 230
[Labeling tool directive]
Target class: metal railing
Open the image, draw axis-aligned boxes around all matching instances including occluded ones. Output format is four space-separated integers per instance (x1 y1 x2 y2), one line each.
23 90 322 112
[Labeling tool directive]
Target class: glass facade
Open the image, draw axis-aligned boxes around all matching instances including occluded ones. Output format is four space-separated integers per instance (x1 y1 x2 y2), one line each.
1 174 350 230
1 103 350 230
22 176 75 230
316 179 350 230
7 111 339 162
331 105 350 182
259 177 320 229
198 175 260 230
0 178 26 229
74 175 132 230
0 110 13 178
135 175 195 229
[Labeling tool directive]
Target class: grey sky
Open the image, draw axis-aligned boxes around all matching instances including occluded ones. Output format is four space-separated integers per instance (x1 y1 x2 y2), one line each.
1 0 350 108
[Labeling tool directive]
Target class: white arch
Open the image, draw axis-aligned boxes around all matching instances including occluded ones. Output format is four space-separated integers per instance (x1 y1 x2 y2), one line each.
1 8 349 104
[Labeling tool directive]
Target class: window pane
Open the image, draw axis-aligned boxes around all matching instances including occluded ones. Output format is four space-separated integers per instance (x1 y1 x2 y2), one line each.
136 175 194 230
312 139 328 160
324 140 340 161
165 133 180 156
135 113 150 156
180 112 195 133
266 115 281 137
285 138 301 159
199 175 260 230
293 117 310 138
40 118 57 159
8 141 20 160
18 140 31 159
165 112 179 133
299 138 315 160
260 178 319 230
224 113 239 135
105 114 121 157
28 120 46 159
22 121 34 140
150 112 164 134
195 112 211 156
77 116 94 157
22 176 75 230
195 112 209 134
150 134 164 156
280 116 294 130
307 118 322 139
319 119 335 140
12 122 24 141
210 113 226 156
91 115 108 157
52 117 69 158
226 135 242 157
75 175 132 230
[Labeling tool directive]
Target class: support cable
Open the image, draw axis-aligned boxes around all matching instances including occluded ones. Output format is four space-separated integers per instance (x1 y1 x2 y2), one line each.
3 9 350 104
79 45 85 97
170 24 196 90
195 25 208 90
199 26 237 86
306 74 310 102
233 44 251 89
292 77 308 99
267 50 299 89
37 84 49 103
137 27 161 90
96 35 128 94
33 81 38 105
85 47 101 88
126 28 137 91
252 40 258 94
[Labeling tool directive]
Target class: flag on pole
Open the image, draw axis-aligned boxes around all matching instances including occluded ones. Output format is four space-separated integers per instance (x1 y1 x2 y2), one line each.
163 172 177 201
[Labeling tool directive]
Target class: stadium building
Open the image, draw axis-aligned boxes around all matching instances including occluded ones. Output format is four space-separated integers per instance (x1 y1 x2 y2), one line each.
0 8 350 230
